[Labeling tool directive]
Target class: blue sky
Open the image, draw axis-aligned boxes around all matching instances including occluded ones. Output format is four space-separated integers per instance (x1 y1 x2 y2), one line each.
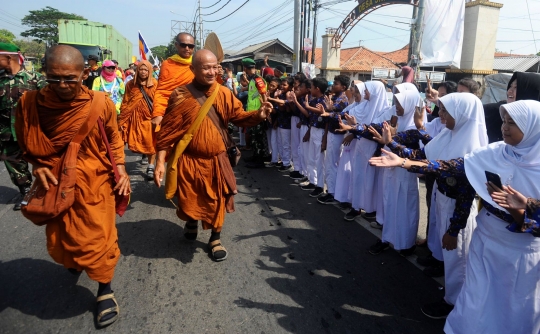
2 0 540 57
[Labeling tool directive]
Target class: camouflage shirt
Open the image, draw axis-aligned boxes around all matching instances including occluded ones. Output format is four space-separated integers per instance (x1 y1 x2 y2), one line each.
0 68 46 141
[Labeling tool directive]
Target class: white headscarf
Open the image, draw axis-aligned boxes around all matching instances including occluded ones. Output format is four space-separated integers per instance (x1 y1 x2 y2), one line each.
465 100 540 211
356 81 389 125
424 93 488 160
394 82 418 94
395 90 421 132
348 82 367 120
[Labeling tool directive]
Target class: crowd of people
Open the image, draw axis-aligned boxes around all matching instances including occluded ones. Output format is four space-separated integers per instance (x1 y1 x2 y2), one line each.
2 30 540 332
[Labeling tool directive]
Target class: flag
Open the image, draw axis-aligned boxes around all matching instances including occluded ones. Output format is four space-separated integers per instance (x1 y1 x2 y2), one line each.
139 31 150 61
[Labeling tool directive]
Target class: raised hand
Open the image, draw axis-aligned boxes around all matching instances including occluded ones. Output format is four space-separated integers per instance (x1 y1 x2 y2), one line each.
381 122 393 145
425 78 439 102
258 102 274 119
286 91 296 102
317 103 331 116
344 113 357 126
368 149 402 167
324 95 333 110
414 106 425 130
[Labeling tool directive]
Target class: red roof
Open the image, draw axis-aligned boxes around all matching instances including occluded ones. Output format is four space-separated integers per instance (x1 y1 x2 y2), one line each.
308 45 403 73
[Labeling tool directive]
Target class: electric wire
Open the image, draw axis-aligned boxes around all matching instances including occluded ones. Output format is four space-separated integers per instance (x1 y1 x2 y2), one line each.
525 0 539 55
204 0 251 23
201 0 222 9
203 0 232 16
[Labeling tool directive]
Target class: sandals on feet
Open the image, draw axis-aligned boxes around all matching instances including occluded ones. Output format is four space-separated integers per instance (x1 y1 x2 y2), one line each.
208 240 228 261
184 222 198 241
96 292 119 327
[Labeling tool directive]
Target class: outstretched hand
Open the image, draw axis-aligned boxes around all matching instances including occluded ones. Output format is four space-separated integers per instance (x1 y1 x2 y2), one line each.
114 165 131 196
338 115 354 131
489 184 527 210
368 149 402 167
367 125 384 144
258 102 274 119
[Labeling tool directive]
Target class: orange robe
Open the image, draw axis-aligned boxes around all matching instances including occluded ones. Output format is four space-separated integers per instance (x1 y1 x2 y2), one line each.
157 82 264 231
118 77 158 154
152 55 195 118
15 86 125 283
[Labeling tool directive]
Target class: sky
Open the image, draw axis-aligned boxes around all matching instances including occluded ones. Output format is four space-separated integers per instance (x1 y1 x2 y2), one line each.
2 0 540 57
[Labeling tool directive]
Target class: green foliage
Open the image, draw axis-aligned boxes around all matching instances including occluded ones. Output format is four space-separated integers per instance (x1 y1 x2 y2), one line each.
166 38 177 59
21 6 85 46
150 45 168 62
15 39 46 57
0 29 16 43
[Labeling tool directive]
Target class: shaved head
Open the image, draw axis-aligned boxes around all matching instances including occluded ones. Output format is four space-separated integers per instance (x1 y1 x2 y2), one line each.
176 32 195 42
45 45 85 71
190 50 218 86
192 49 217 67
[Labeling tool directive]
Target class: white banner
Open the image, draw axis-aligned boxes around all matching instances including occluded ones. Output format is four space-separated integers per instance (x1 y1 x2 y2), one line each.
302 62 316 79
420 0 465 68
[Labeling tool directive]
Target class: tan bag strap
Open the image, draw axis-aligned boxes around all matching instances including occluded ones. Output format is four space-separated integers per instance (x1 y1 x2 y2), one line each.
185 84 233 149
71 92 104 144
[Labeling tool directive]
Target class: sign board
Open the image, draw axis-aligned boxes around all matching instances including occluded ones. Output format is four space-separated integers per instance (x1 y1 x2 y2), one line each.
418 71 446 83
302 62 316 79
303 38 312 52
372 67 396 79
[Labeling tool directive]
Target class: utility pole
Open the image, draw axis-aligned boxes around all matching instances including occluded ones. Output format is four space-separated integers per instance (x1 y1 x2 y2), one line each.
410 0 425 66
300 0 306 62
293 0 301 73
305 0 312 63
310 0 319 64
198 0 203 49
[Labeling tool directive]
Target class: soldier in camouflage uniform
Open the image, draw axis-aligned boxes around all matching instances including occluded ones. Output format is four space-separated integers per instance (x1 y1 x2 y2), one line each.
0 43 46 210
242 58 268 168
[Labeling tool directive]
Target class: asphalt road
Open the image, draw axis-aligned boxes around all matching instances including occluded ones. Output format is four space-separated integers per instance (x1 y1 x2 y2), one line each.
0 149 445 333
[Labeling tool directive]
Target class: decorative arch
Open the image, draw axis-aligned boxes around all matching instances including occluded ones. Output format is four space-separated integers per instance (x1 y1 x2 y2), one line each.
332 0 418 48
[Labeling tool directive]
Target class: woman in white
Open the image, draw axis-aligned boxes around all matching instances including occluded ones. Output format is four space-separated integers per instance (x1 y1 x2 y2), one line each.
343 80 389 221
333 82 365 208
369 93 488 319
373 90 421 256
445 100 540 334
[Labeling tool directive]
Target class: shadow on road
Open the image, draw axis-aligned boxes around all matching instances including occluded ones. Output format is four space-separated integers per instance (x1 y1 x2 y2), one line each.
0 185 18 204
117 219 207 264
0 258 94 319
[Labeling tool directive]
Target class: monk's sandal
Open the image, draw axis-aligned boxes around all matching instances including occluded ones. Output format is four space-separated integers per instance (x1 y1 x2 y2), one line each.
96 292 119 327
208 240 228 261
184 222 198 241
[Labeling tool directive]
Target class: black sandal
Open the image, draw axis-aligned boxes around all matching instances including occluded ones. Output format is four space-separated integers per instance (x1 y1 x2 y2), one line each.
184 221 198 241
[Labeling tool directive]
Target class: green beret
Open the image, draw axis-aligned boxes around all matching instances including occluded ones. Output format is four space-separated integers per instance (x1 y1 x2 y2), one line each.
242 58 256 67
0 42 20 53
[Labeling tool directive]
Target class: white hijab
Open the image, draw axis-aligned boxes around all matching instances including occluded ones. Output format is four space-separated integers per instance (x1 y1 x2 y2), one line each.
356 81 389 125
348 82 367 120
394 82 418 94
465 100 540 211
424 93 488 160
395 90 420 132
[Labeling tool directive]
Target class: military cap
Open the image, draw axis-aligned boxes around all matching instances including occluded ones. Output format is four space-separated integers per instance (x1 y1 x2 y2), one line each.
242 58 256 68
88 54 99 61
0 42 20 53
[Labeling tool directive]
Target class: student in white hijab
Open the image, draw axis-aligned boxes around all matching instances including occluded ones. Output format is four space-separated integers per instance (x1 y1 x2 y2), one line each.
342 80 389 221
445 100 540 334
368 90 421 255
333 82 366 208
369 93 488 319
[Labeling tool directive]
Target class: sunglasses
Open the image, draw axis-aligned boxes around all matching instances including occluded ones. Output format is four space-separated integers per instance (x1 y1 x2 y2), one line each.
45 71 84 85
176 42 195 49
105 66 116 70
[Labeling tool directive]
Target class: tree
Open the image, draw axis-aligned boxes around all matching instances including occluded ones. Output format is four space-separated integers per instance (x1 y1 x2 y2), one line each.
0 29 16 43
15 39 46 57
150 45 168 62
21 6 85 47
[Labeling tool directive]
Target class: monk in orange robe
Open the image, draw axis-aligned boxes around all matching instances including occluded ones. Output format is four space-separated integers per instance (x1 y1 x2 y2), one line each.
15 45 130 328
119 59 157 180
151 32 195 129
154 50 272 261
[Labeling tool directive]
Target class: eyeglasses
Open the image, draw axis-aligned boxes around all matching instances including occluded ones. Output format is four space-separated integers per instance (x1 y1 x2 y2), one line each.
176 42 195 49
105 66 116 70
45 71 84 85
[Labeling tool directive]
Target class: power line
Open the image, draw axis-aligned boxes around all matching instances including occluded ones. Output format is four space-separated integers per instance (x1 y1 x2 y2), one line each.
203 0 232 16
204 0 250 23
201 0 222 9
221 13 292 44
526 0 539 56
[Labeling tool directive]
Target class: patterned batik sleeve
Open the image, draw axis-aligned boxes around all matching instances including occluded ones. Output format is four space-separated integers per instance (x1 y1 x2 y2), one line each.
521 198 540 237
407 158 466 177
394 129 432 146
446 182 477 237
